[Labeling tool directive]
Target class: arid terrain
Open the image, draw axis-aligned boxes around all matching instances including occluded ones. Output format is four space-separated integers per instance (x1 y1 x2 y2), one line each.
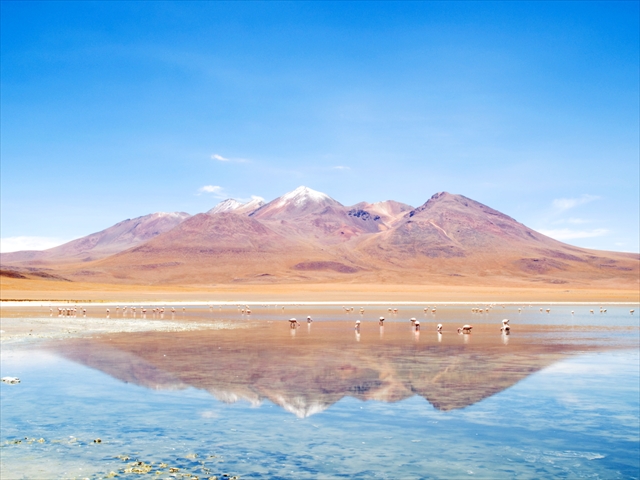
2 187 638 303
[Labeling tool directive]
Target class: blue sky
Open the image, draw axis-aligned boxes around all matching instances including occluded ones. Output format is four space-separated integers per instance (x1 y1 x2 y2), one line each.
1 1 638 253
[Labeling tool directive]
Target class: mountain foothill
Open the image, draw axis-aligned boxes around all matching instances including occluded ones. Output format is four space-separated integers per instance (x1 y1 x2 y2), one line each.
2 186 637 287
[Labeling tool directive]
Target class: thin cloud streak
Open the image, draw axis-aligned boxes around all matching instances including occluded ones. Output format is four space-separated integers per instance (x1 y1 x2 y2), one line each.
567 218 590 224
552 194 600 212
211 153 248 163
538 228 609 241
235 194 266 203
0 236 69 253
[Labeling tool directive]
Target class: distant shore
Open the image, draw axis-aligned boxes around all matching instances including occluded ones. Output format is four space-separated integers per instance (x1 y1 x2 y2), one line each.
1 300 638 307
1 276 638 305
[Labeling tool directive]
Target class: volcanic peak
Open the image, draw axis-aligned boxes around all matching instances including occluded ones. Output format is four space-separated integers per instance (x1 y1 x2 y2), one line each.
239 196 267 213
207 199 244 214
275 186 334 208
406 192 514 221
207 197 265 216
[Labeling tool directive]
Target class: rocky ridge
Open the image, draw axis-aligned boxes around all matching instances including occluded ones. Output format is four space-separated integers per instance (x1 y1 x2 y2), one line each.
2 187 637 286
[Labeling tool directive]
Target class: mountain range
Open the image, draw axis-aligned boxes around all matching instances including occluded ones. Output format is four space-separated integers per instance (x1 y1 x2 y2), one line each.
2 186 638 286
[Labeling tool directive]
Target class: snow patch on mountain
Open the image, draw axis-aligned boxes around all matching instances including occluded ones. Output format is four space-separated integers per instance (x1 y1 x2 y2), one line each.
154 212 191 219
208 199 244 215
276 186 331 208
208 197 266 216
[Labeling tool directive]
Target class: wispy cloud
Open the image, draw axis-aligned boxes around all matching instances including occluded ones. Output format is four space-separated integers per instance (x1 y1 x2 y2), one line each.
552 194 599 212
551 217 591 226
538 228 609 241
211 153 248 163
332 165 351 170
567 217 590 224
0 236 68 253
197 185 226 198
235 194 267 203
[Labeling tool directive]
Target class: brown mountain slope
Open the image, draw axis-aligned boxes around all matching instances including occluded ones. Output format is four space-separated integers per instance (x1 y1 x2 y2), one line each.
348 200 414 230
67 212 358 284
250 186 384 244
0 212 191 266
357 192 639 283
6 189 637 287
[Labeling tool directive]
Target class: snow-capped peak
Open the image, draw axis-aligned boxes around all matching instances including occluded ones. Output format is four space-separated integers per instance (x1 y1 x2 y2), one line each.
152 212 191 219
242 196 266 209
276 186 331 208
207 197 266 215
208 199 244 215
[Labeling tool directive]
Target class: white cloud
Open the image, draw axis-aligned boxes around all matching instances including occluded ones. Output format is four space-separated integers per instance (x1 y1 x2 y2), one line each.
332 166 350 170
538 228 609 241
235 194 266 204
211 153 248 163
551 217 592 226
552 194 599 212
197 185 226 198
199 185 223 193
567 217 590 224
0 236 68 253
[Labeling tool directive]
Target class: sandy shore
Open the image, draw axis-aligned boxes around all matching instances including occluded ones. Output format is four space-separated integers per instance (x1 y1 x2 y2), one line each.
2 277 638 304
1 300 638 307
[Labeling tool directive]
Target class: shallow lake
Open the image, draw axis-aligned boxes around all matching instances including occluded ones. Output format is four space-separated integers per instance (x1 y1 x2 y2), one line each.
1 304 639 479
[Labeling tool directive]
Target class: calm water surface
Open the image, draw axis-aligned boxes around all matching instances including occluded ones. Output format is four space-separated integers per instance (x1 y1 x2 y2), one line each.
1 304 639 479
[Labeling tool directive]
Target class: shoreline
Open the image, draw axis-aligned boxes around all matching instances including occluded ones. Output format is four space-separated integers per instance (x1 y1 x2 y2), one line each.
2 300 639 307
2 277 638 305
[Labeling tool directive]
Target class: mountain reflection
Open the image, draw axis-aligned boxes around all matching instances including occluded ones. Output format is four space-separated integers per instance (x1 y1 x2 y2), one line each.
51 321 608 417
